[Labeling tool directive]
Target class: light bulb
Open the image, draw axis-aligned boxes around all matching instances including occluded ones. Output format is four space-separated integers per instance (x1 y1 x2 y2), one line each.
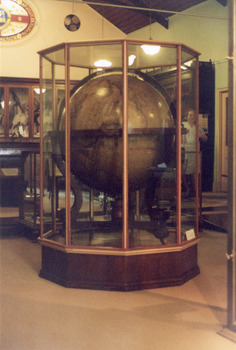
141 45 160 55
94 59 112 68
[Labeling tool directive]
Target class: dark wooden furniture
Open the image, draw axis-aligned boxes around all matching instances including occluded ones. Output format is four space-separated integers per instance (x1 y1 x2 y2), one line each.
40 244 199 291
0 140 40 238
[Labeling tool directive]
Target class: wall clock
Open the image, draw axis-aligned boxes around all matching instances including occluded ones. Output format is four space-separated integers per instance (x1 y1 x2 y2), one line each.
0 0 37 43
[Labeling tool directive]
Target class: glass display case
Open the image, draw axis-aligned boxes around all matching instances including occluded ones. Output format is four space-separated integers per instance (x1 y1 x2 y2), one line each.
0 79 65 238
0 82 40 139
0 80 40 237
38 39 201 290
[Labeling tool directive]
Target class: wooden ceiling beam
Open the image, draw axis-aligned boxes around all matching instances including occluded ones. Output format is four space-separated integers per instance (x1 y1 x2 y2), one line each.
128 0 169 29
215 0 227 6
87 0 169 30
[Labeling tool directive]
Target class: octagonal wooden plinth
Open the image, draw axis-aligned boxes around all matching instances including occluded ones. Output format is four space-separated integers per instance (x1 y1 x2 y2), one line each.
39 242 200 291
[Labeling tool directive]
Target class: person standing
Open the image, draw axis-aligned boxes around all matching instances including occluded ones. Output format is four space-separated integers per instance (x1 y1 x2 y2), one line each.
182 109 208 198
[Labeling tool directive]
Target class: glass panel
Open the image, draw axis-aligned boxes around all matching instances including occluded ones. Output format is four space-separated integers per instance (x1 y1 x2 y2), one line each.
0 87 4 137
41 42 124 247
181 49 196 66
33 88 40 137
128 43 177 247
9 87 29 138
44 43 123 70
43 46 65 66
70 42 123 69
67 47 123 247
57 88 65 113
128 43 177 69
23 153 40 227
181 57 198 239
41 55 67 241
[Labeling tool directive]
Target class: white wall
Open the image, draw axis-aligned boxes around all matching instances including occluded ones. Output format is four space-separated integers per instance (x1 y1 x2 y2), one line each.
128 0 229 190
0 0 125 78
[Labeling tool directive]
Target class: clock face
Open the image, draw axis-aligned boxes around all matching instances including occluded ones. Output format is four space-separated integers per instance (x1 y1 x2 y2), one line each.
0 0 36 43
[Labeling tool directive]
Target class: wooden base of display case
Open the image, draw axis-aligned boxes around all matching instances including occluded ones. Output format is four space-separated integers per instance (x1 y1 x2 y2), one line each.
39 243 200 291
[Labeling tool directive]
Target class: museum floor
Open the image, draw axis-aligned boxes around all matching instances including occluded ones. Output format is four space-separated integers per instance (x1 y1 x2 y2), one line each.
1 224 236 349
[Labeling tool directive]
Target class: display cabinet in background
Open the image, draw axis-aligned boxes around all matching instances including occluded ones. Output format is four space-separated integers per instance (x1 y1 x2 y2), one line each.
38 39 201 290
0 78 68 238
0 79 40 139
0 78 40 237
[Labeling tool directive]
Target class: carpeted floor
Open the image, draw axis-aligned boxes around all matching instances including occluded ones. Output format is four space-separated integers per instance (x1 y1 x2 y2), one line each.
0 228 235 350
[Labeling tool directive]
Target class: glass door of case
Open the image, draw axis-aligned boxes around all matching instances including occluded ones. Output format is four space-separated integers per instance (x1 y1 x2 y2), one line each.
0 83 46 140
9 87 30 138
0 85 38 140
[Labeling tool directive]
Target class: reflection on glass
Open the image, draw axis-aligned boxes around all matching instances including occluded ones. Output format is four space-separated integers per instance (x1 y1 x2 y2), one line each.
9 87 29 138
42 90 54 236
33 90 40 137
53 73 124 247
132 164 177 247
0 87 4 137
57 89 65 113
126 70 176 247
180 59 198 237
23 153 40 227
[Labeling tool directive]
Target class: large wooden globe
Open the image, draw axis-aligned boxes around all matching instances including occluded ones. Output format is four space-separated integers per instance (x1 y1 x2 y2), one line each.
58 72 174 195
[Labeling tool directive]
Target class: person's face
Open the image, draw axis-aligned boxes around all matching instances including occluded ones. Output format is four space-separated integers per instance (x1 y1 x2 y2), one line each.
187 111 196 125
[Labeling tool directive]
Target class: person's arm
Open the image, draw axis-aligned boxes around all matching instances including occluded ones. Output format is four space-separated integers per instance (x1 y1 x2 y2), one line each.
199 126 208 141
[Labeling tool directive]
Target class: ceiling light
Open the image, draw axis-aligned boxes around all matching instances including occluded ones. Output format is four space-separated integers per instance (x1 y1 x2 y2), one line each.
94 59 112 68
141 10 160 56
141 44 160 55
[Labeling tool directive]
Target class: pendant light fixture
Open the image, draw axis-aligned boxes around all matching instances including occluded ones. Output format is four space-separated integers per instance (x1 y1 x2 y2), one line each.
141 42 160 55
94 59 112 68
141 4 160 55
